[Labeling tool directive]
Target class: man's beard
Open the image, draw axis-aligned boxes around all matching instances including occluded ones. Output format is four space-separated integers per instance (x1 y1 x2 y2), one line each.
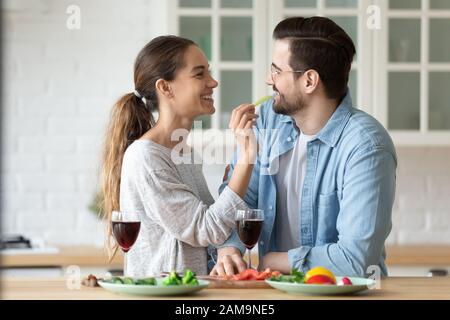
272 86 305 116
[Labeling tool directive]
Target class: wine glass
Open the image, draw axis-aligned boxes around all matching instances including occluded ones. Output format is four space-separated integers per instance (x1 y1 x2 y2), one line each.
235 209 264 270
111 210 141 276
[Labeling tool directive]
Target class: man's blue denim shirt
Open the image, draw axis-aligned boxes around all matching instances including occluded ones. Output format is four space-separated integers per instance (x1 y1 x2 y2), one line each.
216 92 397 277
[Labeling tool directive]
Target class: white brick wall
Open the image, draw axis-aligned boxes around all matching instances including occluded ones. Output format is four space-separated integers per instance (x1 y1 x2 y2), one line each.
388 147 450 245
1 1 449 248
1 0 169 247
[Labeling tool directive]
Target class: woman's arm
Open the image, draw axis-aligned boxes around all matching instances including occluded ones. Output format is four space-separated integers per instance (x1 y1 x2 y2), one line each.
227 103 258 198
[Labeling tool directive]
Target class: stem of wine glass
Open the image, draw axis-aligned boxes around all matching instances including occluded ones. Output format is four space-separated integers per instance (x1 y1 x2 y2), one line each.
248 248 252 270
123 251 127 276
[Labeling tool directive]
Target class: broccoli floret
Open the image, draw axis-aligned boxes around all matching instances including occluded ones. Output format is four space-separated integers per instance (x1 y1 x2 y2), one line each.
181 269 196 285
163 271 182 286
182 269 200 285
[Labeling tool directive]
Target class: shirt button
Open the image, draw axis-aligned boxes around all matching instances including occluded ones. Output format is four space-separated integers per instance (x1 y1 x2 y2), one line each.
269 206 273 210
260 241 264 245
287 137 292 142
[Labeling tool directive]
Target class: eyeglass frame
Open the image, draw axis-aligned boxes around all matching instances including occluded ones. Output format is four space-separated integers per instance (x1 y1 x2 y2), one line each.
270 64 305 82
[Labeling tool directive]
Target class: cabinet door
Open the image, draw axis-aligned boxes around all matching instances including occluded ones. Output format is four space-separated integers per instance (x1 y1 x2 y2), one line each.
429 18 450 130
174 0 450 144
175 0 266 130
376 0 450 142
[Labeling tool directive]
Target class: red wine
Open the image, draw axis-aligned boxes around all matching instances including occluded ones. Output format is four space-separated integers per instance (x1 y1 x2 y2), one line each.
236 219 263 249
112 221 141 252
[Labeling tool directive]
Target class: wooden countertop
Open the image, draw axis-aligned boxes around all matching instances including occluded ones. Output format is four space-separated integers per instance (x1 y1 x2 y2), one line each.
0 246 123 268
385 245 450 266
1 245 449 268
2 276 450 300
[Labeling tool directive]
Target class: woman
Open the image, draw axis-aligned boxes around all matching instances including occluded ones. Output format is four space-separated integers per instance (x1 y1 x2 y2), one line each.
100 35 257 276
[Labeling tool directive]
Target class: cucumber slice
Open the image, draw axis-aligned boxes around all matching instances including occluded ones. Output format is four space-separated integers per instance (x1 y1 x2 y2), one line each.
253 95 272 106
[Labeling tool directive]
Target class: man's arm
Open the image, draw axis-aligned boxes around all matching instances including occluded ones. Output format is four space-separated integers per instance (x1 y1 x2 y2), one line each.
211 158 260 275
211 125 263 275
263 147 396 277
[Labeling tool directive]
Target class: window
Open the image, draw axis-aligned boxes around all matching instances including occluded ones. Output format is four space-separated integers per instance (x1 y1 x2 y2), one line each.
173 0 267 129
171 0 450 145
375 0 450 144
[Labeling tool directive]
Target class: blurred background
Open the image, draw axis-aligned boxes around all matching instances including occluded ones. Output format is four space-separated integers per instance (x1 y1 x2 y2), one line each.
1 0 449 278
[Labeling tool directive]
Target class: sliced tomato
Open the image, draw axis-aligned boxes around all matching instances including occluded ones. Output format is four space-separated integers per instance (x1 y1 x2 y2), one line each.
255 273 269 280
271 271 281 277
255 270 271 280
223 268 283 281
246 269 259 280
232 268 256 280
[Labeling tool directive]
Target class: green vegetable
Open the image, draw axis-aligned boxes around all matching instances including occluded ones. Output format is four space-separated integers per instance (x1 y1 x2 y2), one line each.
182 269 199 285
291 268 305 283
253 95 272 107
269 269 305 283
123 277 135 285
135 277 156 286
269 274 294 282
107 276 156 286
106 269 199 287
163 271 183 286
111 277 124 284
163 269 199 286
181 269 194 284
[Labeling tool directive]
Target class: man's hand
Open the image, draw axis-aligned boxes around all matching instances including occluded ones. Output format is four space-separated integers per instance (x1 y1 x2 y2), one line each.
260 252 290 274
210 247 247 276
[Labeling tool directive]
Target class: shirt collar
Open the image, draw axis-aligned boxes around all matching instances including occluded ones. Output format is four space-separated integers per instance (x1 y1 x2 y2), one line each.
279 113 293 123
277 91 353 147
316 92 353 147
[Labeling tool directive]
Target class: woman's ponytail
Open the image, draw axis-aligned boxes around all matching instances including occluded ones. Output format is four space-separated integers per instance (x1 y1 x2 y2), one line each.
101 92 154 259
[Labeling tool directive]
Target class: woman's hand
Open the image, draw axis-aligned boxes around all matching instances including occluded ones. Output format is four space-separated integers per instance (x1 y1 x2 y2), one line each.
228 104 258 163
210 247 247 276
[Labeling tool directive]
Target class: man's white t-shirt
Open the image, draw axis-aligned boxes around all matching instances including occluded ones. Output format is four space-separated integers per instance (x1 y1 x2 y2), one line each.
274 130 316 251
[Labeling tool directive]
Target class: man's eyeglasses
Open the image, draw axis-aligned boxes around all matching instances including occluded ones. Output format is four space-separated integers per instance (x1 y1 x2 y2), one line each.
270 64 305 82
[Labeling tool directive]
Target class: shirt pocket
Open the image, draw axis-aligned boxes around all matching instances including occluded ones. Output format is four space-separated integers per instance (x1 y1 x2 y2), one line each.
315 190 340 244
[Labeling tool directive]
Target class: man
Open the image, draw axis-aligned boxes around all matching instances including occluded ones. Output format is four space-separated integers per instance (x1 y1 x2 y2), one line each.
210 16 396 277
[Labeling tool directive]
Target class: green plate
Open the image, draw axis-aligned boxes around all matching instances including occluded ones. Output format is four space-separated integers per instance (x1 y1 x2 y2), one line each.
265 276 375 295
98 278 210 297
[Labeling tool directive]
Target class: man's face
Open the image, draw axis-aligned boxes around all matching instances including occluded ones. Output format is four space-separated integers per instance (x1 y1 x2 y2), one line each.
266 39 305 116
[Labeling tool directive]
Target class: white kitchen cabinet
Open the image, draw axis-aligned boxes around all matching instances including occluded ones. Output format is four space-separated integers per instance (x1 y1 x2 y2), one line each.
170 0 450 145
374 0 450 145
171 0 267 129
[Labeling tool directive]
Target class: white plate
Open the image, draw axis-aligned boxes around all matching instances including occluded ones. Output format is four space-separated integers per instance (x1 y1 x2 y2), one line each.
98 278 210 297
266 276 376 295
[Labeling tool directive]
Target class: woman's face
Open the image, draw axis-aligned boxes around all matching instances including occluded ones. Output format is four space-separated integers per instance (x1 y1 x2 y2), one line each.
169 45 218 120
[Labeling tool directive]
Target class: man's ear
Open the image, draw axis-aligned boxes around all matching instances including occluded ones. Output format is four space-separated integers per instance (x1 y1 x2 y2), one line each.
303 69 320 94
155 79 173 98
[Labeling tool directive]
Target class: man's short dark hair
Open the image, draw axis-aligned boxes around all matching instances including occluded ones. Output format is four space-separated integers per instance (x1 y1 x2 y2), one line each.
273 16 356 100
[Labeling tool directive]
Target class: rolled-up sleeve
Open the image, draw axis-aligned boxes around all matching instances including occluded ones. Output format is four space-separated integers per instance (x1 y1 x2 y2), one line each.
135 166 247 247
215 153 260 255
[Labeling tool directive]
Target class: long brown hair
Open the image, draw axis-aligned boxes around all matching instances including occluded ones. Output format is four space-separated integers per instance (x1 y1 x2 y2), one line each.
100 35 195 260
